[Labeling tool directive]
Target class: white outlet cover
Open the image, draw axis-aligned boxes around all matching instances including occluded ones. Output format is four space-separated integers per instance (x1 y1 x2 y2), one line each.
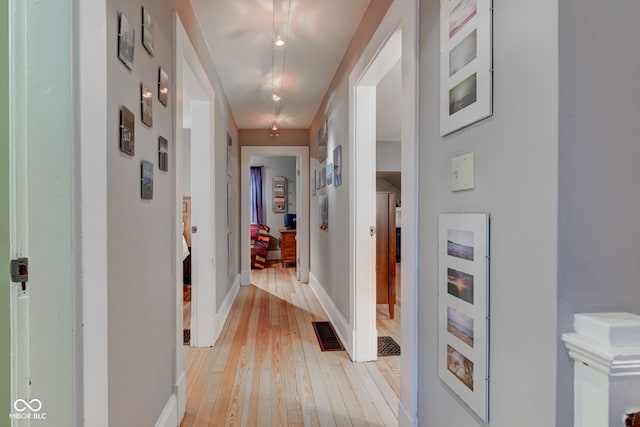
451 152 474 191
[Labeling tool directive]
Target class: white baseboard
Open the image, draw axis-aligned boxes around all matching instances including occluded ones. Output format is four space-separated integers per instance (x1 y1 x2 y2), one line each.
155 392 178 427
213 274 240 344
175 371 186 424
399 401 418 427
308 272 353 358
240 270 251 285
267 250 280 260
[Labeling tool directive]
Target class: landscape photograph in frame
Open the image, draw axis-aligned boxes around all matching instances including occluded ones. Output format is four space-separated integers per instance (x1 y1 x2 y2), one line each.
118 12 135 70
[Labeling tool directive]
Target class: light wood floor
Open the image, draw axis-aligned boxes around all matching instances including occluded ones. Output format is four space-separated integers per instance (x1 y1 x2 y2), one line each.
180 266 400 427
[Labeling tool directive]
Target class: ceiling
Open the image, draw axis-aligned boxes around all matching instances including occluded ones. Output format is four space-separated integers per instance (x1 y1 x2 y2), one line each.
190 0 371 129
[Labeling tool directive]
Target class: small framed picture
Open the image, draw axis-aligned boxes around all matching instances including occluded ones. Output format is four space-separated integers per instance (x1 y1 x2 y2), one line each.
118 12 135 70
158 67 169 107
141 160 154 200
142 7 154 56
141 84 153 127
158 136 168 172
333 145 342 187
326 163 333 186
119 105 135 156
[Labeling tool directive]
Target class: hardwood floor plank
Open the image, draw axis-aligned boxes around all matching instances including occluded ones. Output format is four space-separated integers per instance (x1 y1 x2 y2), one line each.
180 266 400 427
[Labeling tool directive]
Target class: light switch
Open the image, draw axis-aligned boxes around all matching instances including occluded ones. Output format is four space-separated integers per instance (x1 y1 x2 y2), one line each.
451 152 474 192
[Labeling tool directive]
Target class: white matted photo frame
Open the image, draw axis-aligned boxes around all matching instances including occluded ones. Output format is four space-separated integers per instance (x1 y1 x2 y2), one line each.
438 213 490 422
440 0 493 136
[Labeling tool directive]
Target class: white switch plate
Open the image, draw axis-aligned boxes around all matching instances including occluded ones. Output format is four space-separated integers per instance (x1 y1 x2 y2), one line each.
451 152 474 191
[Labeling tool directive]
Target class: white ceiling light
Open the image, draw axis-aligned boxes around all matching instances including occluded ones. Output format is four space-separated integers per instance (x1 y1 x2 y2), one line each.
269 0 292 131
274 35 285 47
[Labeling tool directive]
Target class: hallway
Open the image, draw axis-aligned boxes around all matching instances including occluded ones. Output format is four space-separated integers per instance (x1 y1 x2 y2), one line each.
181 267 399 427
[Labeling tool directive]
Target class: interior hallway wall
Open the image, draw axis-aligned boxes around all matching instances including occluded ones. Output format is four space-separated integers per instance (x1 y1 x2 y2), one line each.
557 0 640 425
0 0 10 423
418 0 559 425
309 0 393 330
106 1 175 425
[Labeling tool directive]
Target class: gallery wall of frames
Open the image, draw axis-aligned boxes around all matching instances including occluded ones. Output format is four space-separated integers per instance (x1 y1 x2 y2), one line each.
117 7 171 200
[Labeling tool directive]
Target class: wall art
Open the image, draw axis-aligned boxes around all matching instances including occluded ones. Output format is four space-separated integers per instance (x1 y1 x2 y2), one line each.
118 12 135 70
141 160 154 200
158 67 169 107
318 118 328 163
438 213 490 422
319 194 328 231
333 145 342 187
158 136 168 172
141 6 154 56
440 0 493 135
119 105 135 156
141 84 153 127
326 163 333 186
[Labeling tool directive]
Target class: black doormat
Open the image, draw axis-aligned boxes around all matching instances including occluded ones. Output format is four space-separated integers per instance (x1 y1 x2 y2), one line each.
183 329 190 345
312 321 344 351
378 336 401 356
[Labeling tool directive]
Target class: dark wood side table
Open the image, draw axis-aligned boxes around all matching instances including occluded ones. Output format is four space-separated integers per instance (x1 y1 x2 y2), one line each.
279 229 296 268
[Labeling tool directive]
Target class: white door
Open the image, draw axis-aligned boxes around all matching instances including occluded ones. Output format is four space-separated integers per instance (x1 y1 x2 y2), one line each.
9 0 75 425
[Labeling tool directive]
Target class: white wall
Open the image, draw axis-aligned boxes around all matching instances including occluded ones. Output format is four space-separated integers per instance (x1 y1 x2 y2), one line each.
557 0 640 425
249 156 297 237
418 0 559 425
376 140 401 171
182 130 191 196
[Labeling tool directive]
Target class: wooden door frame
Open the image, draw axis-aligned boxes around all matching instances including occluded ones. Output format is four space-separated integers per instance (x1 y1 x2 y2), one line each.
349 0 419 425
240 146 310 285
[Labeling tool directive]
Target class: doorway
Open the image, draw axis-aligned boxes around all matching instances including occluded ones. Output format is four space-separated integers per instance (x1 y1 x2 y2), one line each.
240 146 310 285
350 0 419 425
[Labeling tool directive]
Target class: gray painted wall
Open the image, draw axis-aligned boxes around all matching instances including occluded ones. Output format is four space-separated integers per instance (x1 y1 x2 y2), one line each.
557 0 640 425
106 1 175 425
376 140 401 171
418 0 559 425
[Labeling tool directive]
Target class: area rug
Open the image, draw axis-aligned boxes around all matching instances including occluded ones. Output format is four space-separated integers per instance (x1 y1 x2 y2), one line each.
378 336 401 356
312 321 344 351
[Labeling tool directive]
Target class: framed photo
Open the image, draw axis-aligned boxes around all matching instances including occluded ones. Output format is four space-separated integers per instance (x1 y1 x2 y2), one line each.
119 105 135 156
318 118 328 163
158 67 169 107
118 12 135 70
158 136 168 172
227 133 233 177
326 163 333 186
319 194 328 231
438 213 490 422
141 7 154 56
440 0 493 135
333 145 342 187
319 165 326 188
141 84 153 127
312 169 317 197
140 160 154 200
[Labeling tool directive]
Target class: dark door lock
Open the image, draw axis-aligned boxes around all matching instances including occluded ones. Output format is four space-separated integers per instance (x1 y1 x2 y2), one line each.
10 258 28 291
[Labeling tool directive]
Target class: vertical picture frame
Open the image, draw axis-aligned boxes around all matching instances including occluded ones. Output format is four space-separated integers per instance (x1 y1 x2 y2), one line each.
440 0 493 135
119 105 135 156
141 84 153 127
141 6 154 56
333 145 342 187
118 12 135 70
140 160 154 200
158 136 168 172
158 67 169 107
438 213 490 422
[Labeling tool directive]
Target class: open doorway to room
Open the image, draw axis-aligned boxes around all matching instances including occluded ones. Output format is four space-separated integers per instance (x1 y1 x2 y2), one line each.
248 156 298 270
374 57 402 390
240 146 309 285
175 17 218 352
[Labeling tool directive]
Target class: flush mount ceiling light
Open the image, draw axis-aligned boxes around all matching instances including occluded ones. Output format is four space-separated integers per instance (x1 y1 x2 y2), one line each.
271 122 279 131
272 93 281 102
